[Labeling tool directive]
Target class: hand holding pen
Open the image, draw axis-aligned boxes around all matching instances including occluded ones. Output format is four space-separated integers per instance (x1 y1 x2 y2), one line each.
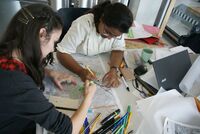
79 66 97 82
85 65 97 80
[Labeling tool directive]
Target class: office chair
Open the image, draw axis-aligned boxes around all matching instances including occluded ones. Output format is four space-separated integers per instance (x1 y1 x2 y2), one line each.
57 7 90 42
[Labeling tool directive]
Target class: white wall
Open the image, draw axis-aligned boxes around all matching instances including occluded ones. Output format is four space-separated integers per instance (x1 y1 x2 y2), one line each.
133 0 163 26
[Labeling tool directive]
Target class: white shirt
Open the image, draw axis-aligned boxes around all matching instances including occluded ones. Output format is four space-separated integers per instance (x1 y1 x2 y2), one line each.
57 13 125 56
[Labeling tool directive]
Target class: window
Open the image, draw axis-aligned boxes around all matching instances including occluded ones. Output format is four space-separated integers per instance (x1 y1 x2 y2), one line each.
165 0 200 42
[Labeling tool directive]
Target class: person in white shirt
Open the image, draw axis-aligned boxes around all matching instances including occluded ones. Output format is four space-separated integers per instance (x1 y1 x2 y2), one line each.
56 1 133 88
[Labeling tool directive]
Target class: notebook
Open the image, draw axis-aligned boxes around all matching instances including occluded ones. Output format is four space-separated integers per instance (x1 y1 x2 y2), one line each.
153 50 192 92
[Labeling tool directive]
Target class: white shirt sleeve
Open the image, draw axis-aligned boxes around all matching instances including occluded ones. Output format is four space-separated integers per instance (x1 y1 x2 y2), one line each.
57 14 125 55
111 34 126 51
56 18 89 54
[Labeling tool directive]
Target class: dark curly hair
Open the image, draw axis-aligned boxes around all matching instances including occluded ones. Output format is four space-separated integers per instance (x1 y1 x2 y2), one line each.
88 0 133 33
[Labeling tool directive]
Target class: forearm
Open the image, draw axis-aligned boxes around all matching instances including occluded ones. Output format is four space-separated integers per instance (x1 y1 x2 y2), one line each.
195 97 200 112
110 50 124 68
71 97 92 134
56 51 83 75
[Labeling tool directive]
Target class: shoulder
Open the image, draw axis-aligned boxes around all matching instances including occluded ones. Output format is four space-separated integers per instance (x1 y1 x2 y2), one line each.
73 13 94 29
0 69 38 92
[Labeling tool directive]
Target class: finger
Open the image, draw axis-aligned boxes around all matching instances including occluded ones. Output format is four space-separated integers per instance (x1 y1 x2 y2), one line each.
65 76 77 85
86 73 96 81
102 74 109 82
105 81 113 88
71 79 77 85
112 81 120 88
55 81 64 90
85 80 90 87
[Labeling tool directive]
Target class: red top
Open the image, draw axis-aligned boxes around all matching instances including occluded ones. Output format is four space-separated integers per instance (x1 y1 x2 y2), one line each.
0 57 28 74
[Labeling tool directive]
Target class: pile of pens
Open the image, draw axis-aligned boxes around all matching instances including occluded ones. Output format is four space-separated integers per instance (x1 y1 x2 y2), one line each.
79 106 132 134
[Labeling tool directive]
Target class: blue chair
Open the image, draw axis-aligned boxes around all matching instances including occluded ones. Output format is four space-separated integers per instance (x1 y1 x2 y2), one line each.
57 8 90 42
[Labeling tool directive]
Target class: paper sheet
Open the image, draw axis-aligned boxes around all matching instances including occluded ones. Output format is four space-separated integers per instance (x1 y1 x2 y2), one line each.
163 117 200 134
179 56 200 96
124 21 152 39
44 53 120 120
136 90 200 134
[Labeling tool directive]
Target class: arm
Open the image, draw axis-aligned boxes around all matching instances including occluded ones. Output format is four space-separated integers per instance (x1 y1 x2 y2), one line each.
56 51 96 81
10 72 96 133
110 50 124 69
102 50 124 88
71 80 96 134
45 68 76 90
195 97 200 112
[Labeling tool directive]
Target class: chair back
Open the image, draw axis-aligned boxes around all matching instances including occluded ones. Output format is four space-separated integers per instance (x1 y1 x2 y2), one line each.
57 8 90 41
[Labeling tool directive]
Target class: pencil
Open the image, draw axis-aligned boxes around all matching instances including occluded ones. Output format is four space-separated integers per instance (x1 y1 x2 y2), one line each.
85 65 95 76
89 113 101 133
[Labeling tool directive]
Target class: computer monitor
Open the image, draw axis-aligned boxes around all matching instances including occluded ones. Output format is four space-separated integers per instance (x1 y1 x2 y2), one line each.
153 50 192 92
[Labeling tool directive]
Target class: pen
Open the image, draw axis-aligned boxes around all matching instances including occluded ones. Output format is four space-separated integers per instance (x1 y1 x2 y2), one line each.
90 113 102 133
111 112 128 131
80 117 90 134
85 65 95 76
100 109 120 125
124 112 132 133
128 130 134 134
115 124 124 134
81 113 101 134
93 119 115 134
93 116 122 134
102 114 120 126
120 73 130 92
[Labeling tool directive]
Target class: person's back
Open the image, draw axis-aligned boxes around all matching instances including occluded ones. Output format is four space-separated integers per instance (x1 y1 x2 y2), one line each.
0 69 37 133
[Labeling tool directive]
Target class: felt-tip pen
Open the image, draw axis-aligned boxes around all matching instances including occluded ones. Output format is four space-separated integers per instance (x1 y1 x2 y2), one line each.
120 74 130 92
100 109 120 125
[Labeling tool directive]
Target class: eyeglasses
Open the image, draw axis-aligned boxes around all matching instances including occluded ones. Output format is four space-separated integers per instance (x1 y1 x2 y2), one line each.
102 23 122 40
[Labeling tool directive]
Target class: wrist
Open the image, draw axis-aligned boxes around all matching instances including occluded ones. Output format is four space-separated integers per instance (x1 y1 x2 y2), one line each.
83 96 92 106
110 66 119 73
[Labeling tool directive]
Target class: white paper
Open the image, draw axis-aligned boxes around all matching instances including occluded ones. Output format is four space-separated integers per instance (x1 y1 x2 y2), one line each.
154 48 173 60
163 117 200 134
136 90 200 134
170 45 195 54
44 53 121 122
124 21 152 39
179 56 200 96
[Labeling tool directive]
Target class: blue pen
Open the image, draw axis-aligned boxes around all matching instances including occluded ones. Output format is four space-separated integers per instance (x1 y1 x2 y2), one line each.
111 112 129 131
83 117 90 134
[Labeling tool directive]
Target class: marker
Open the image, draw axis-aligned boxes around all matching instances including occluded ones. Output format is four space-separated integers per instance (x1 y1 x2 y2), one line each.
81 113 101 134
100 109 120 125
101 114 120 126
120 73 130 92
93 116 122 134
93 118 115 134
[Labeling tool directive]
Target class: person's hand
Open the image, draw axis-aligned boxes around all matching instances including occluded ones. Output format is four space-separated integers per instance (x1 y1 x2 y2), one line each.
102 69 120 88
78 68 96 82
47 69 76 90
83 80 96 101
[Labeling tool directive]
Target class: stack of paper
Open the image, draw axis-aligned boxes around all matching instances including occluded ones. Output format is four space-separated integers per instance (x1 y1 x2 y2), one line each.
136 90 200 134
